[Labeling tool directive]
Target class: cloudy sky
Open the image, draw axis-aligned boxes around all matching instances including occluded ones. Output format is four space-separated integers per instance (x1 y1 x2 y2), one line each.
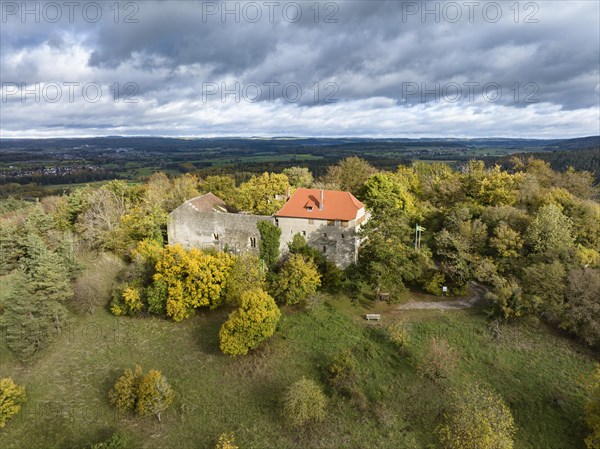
1 0 599 138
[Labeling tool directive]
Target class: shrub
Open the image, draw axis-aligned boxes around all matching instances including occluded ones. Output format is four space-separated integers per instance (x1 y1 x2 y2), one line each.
272 254 321 305
282 378 327 428
327 349 367 409
109 366 174 421
418 338 458 381
215 432 239 449
437 382 516 449
88 432 129 449
0 377 26 428
219 289 281 356
387 320 410 349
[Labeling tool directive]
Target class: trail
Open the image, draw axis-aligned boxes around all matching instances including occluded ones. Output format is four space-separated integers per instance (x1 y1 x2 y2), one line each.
396 283 488 310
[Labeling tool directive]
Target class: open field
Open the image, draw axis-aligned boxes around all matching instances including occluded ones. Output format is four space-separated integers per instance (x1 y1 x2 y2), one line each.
1 288 596 449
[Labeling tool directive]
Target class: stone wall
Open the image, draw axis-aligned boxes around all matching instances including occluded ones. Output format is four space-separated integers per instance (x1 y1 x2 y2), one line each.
168 202 274 254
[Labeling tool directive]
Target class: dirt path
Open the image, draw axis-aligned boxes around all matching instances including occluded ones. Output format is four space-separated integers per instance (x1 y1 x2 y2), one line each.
396 283 488 311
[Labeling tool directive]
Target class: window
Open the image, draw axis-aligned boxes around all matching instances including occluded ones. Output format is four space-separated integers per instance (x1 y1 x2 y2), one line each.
213 233 219 241
302 231 306 236
322 246 327 253
327 220 335 226
306 206 313 212
323 233 327 238
308 219 314 225
341 234 345 239
250 237 257 248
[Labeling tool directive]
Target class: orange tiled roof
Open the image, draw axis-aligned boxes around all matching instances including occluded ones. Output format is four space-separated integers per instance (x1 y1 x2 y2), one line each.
275 188 364 221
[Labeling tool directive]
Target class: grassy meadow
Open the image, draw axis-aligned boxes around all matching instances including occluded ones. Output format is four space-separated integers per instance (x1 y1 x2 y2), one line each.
0 273 597 449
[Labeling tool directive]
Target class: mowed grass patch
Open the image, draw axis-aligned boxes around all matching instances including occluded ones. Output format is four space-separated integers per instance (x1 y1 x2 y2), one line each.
0 295 597 449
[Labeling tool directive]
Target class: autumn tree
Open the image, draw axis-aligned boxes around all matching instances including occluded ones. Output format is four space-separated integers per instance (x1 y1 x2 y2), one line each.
283 166 314 188
282 378 327 428
152 245 234 321
198 175 239 206
584 364 600 449
0 377 26 428
109 366 174 422
219 289 281 356
272 254 321 305
237 172 289 215
136 370 174 422
361 172 416 215
321 157 375 194
437 382 516 449
526 203 575 261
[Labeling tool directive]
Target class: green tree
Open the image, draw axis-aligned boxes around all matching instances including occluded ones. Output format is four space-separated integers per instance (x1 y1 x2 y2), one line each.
0 377 26 429
257 220 281 268
237 172 289 215
272 254 321 305
526 203 575 261
437 382 516 449
219 289 281 356
584 364 600 449
283 166 314 188
282 378 327 428
136 370 174 422
361 172 416 215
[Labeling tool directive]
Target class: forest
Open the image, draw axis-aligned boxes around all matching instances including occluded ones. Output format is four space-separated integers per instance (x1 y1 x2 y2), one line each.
0 155 599 449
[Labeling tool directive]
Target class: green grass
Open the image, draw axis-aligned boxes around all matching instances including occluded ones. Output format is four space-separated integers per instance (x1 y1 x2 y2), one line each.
0 293 596 449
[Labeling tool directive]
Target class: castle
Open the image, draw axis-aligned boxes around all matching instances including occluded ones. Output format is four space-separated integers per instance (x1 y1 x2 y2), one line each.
167 188 369 267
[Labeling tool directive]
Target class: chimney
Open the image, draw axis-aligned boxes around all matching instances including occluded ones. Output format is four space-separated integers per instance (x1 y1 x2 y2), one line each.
286 185 291 200
319 189 324 210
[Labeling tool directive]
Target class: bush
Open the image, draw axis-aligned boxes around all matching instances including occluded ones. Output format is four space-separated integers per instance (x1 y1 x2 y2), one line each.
272 254 321 305
0 377 26 428
387 320 410 349
88 432 129 449
327 349 367 409
424 271 446 296
219 289 281 356
418 338 458 381
215 432 238 449
282 378 327 428
109 366 174 421
437 382 516 449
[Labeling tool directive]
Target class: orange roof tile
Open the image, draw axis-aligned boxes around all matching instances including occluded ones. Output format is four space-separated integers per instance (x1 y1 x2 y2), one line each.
275 188 364 221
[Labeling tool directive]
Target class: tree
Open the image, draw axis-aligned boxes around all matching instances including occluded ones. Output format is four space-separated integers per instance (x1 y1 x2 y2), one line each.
272 254 321 305
219 289 281 356
257 220 281 268
584 364 600 449
283 166 314 188
109 366 174 422
215 433 238 449
152 245 235 321
436 382 516 449
282 378 327 428
2 272 69 361
526 203 575 261
562 268 600 348
198 175 239 206
489 222 523 260
224 254 266 306
237 172 289 215
109 365 143 411
361 172 416 215
321 157 375 194
136 370 174 422
0 377 26 428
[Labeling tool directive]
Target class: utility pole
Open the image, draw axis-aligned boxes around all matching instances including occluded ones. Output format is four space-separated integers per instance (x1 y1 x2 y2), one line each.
415 224 425 250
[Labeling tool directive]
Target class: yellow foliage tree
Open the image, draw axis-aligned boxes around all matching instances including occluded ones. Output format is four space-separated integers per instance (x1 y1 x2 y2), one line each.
219 289 281 356
136 370 174 422
0 377 26 428
153 245 234 321
236 172 289 215
437 382 516 449
109 365 143 411
272 254 321 305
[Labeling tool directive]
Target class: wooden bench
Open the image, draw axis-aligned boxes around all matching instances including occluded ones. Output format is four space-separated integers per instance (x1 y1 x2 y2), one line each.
378 292 390 302
365 314 381 321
